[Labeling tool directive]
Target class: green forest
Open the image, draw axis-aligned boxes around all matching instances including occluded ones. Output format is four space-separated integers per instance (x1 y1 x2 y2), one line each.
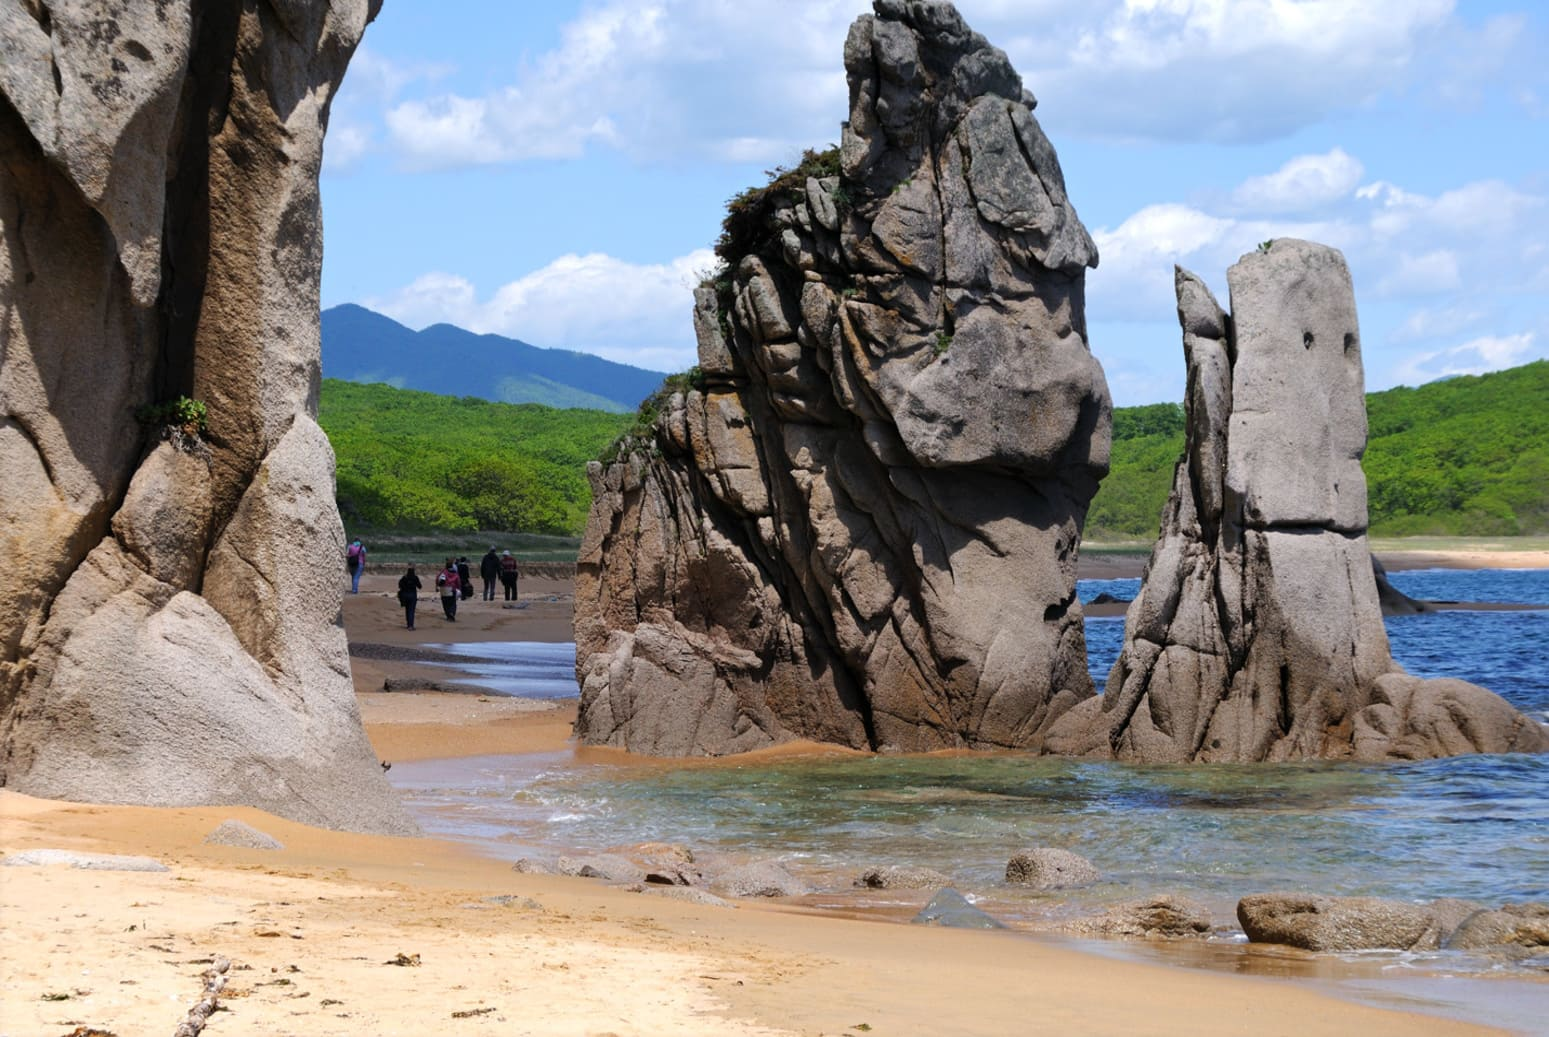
320 361 1549 543
1086 360 1549 541
318 379 629 535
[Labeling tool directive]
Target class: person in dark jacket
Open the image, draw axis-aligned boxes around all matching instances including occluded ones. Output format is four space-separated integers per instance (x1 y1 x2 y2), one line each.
436 558 460 620
499 550 519 601
397 565 422 630
456 556 473 601
479 547 500 601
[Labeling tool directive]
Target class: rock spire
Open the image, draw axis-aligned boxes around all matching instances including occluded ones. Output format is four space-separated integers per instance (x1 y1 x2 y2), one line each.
574 0 1111 755
1045 240 1547 761
1 0 416 831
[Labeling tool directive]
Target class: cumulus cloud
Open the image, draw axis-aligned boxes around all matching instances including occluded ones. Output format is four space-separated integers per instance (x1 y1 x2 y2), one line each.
365 249 717 371
380 1 852 170
1230 148 1364 214
346 0 1536 170
1395 333 1542 383
1087 147 1547 389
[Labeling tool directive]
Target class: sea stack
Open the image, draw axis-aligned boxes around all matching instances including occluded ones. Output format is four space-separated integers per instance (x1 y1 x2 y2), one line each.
0 0 416 832
1045 241 1548 762
574 0 1112 755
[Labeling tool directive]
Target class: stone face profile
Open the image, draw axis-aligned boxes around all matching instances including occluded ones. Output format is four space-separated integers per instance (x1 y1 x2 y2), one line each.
574 0 1111 755
1 0 415 832
1045 240 1547 762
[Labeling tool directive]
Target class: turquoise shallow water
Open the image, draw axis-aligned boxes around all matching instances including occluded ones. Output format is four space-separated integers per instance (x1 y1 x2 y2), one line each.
389 569 1549 968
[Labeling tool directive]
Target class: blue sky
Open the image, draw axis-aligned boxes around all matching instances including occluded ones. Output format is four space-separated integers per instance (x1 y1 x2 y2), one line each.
319 0 1549 406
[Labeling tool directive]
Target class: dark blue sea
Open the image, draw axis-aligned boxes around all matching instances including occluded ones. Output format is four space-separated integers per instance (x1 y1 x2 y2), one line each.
391 568 1549 978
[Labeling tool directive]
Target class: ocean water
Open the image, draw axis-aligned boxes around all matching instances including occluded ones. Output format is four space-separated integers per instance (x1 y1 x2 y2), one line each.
391 568 1549 959
420 640 578 697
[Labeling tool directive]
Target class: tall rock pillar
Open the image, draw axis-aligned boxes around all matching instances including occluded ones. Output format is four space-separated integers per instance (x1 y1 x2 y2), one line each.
575 0 1112 756
1047 240 1547 761
0 0 416 832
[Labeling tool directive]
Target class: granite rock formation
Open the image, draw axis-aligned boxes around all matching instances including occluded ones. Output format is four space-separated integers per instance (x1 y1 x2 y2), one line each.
1 0 414 832
1045 241 1547 762
575 0 1110 755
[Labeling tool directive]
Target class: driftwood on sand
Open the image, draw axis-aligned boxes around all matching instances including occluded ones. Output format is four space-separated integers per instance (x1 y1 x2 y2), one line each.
172 956 229 1037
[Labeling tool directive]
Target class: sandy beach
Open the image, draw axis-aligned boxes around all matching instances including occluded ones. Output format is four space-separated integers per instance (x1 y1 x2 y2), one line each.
4 544 1546 1035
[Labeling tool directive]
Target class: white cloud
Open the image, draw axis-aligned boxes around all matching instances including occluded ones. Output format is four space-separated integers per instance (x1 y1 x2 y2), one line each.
327 0 1545 175
1230 148 1364 214
1391 306 1484 343
365 249 717 371
1374 250 1461 298
1395 332 1542 383
379 1 854 170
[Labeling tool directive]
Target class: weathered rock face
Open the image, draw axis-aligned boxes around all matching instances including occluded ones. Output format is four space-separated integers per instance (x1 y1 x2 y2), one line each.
574 0 1110 756
1046 241 1548 762
0 0 415 833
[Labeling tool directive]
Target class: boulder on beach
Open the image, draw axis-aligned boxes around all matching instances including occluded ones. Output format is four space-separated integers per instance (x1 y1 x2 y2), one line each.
1234 893 1549 952
0 0 415 834
856 865 951 890
204 820 284 851
911 888 1006 929
1005 848 1099 889
573 0 1110 757
714 861 811 899
1046 242 1549 763
1060 895 1214 939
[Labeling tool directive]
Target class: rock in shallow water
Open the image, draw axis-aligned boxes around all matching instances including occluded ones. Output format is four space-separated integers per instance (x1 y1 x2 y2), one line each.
1005 848 1098 889
573 0 1110 758
1060 895 1214 939
911 888 1005 929
1046 242 1549 763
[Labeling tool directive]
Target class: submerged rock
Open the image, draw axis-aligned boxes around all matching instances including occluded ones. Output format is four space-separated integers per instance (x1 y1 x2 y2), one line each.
911 888 1006 929
0 1 413 833
1047 241 1548 763
574 0 1110 756
1004 848 1098 889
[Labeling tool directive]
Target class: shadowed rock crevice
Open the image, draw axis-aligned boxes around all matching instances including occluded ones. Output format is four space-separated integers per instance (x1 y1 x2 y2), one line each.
1045 241 1547 762
1 0 413 833
575 0 1111 756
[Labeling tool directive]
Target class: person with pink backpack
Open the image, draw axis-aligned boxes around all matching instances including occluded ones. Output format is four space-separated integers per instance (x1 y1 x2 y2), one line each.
345 538 366 593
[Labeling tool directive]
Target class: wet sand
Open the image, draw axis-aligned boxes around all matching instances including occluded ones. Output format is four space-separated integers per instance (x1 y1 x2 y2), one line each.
0 790 1516 1036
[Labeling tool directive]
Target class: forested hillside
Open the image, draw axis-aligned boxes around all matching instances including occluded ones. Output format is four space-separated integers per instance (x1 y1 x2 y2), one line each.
319 362 1548 542
318 379 629 535
1085 361 1549 540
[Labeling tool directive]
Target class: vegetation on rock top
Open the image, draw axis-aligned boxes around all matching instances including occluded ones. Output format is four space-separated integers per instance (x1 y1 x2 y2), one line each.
715 145 841 265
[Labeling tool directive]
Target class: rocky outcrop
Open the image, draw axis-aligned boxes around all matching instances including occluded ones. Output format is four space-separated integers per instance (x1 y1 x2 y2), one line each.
1238 893 1549 953
1060 895 1214 939
1 1 414 833
575 0 1110 756
1004 848 1099 889
1046 241 1548 762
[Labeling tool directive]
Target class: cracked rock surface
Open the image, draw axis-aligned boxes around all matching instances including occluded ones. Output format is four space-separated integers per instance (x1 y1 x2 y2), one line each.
1045 241 1547 762
1 0 415 832
574 0 1110 756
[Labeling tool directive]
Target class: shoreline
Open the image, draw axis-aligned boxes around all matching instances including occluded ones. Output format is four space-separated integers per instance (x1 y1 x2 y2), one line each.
5 544 1543 1033
0 790 1525 1036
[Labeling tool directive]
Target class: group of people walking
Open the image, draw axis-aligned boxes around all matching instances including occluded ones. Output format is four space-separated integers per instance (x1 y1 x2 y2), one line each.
346 539 521 630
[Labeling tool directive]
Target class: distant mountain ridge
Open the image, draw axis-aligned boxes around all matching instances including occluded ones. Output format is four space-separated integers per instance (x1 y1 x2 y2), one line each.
321 303 667 413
